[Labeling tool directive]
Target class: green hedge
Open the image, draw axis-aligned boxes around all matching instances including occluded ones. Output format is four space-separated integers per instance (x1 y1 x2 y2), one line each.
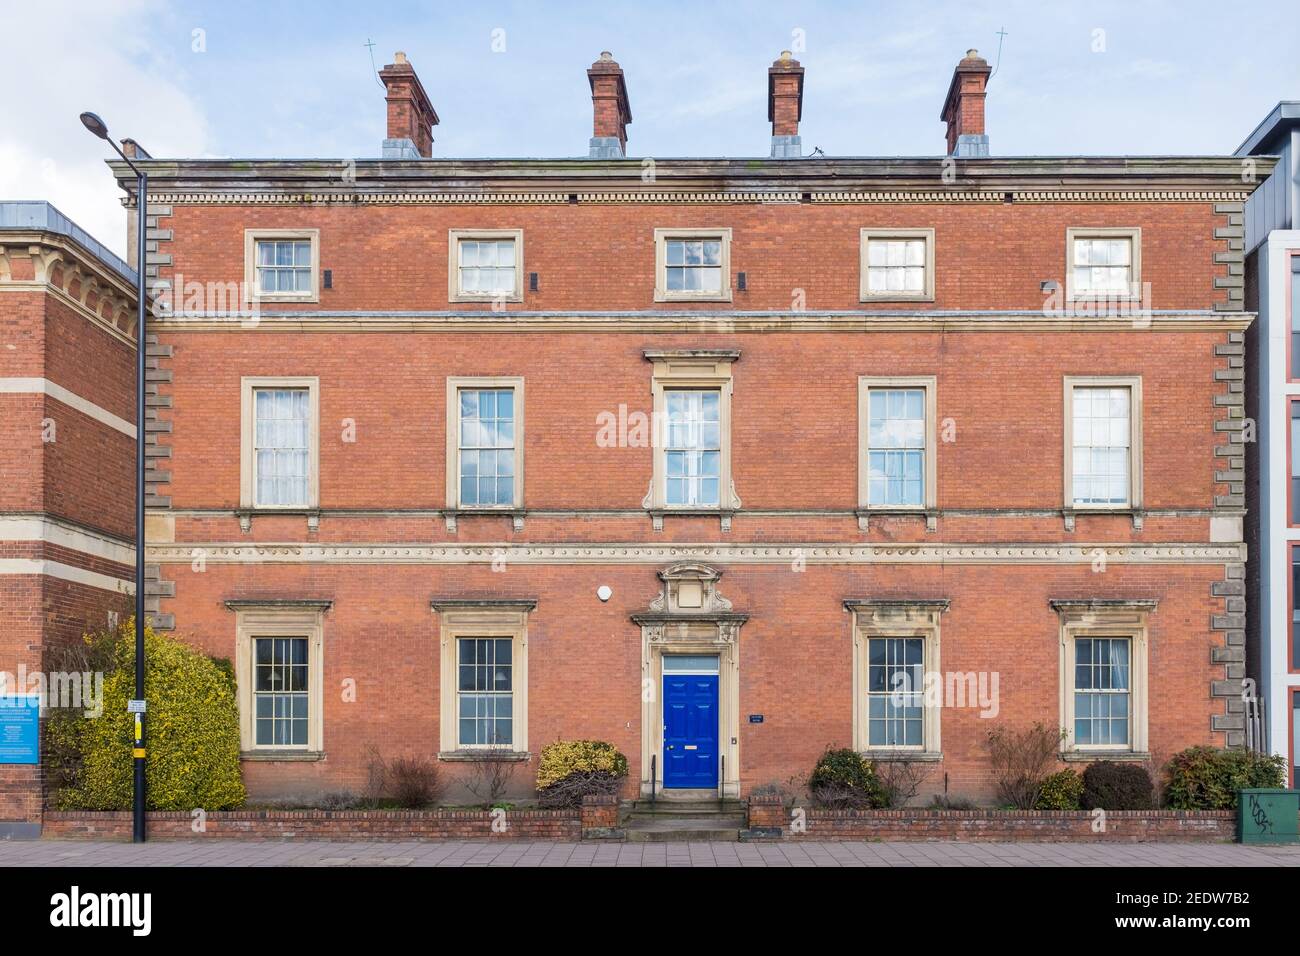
1081 761 1152 810
808 747 887 809
1163 746 1287 810
48 620 246 810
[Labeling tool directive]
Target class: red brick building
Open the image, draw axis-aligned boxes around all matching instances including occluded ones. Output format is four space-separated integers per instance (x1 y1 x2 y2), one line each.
0 202 137 835
110 50 1262 804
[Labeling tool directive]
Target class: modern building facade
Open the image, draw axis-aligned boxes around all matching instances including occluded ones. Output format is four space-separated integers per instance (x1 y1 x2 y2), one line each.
0 201 137 835
1238 102 1300 784
106 50 1265 804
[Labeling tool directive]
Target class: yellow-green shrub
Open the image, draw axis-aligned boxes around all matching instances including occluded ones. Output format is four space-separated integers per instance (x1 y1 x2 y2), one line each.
536 740 629 790
51 620 246 810
1035 768 1084 810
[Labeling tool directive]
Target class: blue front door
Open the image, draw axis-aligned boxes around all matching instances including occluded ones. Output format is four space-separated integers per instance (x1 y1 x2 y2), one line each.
662 672 719 789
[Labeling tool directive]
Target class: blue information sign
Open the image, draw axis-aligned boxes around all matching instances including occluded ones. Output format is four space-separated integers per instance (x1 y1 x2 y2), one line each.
0 695 40 764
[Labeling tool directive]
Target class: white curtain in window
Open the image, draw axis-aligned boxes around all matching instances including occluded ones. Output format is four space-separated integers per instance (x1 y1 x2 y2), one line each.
254 389 310 506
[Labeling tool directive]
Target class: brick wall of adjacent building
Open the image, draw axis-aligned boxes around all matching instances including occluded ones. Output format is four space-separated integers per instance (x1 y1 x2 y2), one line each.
0 224 137 833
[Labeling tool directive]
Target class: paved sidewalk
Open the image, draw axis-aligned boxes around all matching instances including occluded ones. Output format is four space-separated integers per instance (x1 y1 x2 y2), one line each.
3 839 1299 867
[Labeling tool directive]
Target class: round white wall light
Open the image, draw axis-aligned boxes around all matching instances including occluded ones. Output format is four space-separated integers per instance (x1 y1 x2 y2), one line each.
596 585 613 602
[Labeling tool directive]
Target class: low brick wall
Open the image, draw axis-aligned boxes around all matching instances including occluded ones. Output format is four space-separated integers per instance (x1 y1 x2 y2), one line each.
745 795 1236 842
45 809 582 841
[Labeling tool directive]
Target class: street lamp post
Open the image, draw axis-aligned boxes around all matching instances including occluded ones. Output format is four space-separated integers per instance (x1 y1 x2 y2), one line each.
80 111 147 844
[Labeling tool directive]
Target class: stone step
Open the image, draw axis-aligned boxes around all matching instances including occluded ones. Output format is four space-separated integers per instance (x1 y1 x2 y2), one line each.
629 800 745 815
627 813 748 830
624 818 741 843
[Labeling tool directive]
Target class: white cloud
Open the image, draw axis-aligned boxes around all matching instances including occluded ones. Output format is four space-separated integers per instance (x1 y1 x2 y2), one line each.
0 0 210 258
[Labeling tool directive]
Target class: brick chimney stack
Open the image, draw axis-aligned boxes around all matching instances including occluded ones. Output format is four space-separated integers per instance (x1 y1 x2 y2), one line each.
587 52 632 158
379 51 439 159
120 139 152 160
941 49 991 157
768 51 805 158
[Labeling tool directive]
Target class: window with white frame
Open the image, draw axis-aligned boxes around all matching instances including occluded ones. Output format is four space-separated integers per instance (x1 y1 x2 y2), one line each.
1069 383 1136 508
1067 228 1141 299
448 230 523 302
244 230 319 302
867 636 925 747
849 600 946 756
253 636 310 747
256 240 312 294
866 388 926 507
860 229 935 301
1054 600 1151 755
231 601 327 755
445 377 524 512
858 376 936 515
1073 637 1131 747
654 229 732 302
458 388 516 507
457 637 514 747
458 239 516 295
666 239 723 294
644 351 740 521
435 602 532 756
665 389 721 508
240 377 319 511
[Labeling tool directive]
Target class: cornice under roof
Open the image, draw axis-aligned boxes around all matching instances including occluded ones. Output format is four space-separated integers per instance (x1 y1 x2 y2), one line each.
108 155 1277 199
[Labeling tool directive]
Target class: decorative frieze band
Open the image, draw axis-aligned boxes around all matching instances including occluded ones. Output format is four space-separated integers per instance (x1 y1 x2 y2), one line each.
149 310 1255 334
144 189 1253 207
147 541 1245 566
147 192 572 205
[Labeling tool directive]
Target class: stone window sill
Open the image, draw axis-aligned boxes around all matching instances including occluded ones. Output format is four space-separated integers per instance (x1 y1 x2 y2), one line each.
856 508 937 532
437 750 532 763
648 508 736 532
444 509 524 532
241 750 325 762
1060 751 1151 763
237 508 321 532
1064 508 1143 531
861 750 944 763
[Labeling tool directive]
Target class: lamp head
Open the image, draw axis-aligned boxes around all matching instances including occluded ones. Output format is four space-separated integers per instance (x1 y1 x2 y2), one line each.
79 112 109 140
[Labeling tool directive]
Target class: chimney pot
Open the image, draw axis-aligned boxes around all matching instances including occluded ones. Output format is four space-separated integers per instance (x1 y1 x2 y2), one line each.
940 48 991 157
587 51 631 158
768 51 805 159
378 53 439 159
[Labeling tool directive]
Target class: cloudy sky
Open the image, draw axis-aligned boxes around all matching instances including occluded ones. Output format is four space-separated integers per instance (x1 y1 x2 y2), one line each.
4 0 1297 257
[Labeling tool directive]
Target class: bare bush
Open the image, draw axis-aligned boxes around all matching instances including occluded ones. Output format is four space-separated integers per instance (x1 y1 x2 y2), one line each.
317 791 363 811
810 780 882 810
536 770 622 809
873 760 930 808
388 757 444 809
986 723 1066 809
466 755 519 807
361 748 444 809
930 793 978 810
363 746 388 806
